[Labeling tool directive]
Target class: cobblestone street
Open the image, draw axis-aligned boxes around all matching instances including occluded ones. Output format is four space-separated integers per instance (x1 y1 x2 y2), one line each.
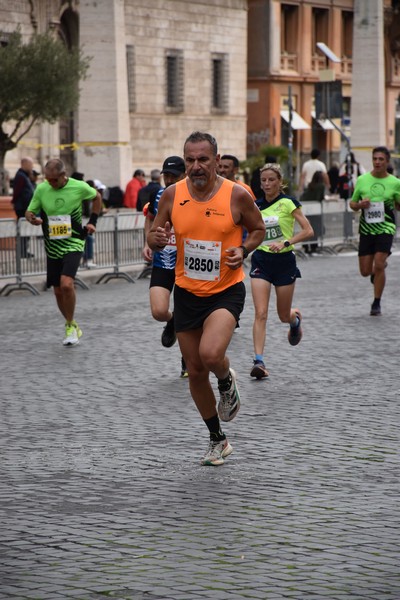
1 252 399 600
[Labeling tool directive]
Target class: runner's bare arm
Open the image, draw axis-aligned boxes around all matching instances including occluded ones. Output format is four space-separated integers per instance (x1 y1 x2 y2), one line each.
147 187 174 250
225 185 265 268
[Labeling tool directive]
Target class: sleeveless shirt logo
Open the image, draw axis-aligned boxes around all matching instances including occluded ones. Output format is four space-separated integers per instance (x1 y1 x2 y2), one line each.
180 199 190 206
204 207 225 217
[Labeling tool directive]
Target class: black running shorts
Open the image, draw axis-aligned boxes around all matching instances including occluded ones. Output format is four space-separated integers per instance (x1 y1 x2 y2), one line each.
358 233 393 257
46 251 82 288
250 249 301 286
149 266 175 291
173 281 246 332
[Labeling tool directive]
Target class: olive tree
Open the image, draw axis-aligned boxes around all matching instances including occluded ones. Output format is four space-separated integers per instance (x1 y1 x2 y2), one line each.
0 30 91 193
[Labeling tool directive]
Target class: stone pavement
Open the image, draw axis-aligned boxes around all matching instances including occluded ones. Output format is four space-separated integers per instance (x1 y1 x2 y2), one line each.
1 251 399 600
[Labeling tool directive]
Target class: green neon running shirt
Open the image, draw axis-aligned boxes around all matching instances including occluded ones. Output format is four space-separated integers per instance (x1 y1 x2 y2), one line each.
255 193 301 253
351 172 400 235
27 178 97 258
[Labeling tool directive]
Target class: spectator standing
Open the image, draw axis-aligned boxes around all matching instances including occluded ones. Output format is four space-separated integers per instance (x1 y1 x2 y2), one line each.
327 162 340 194
349 146 400 317
337 152 366 200
137 169 162 212
12 157 35 258
83 179 107 268
299 148 330 193
123 169 146 209
299 170 325 254
30 169 41 190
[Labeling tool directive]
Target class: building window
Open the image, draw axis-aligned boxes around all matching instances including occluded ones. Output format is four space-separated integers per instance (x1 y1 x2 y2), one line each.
126 45 135 113
341 11 353 57
0 31 11 47
281 4 298 54
165 49 184 113
281 4 299 70
312 8 329 50
211 53 228 113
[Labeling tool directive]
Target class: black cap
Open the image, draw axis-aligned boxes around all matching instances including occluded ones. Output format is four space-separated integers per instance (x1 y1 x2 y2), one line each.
160 156 185 176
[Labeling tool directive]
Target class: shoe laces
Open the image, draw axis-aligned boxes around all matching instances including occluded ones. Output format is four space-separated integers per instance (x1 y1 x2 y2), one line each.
219 384 235 407
205 438 225 459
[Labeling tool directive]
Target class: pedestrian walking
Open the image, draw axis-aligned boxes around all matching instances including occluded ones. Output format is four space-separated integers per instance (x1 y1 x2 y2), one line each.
299 148 330 193
249 163 314 379
11 157 35 258
147 131 265 466
349 146 400 316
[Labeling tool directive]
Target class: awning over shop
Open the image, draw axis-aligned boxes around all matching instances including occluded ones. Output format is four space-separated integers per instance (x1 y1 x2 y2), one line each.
311 111 335 130
280 110 310 130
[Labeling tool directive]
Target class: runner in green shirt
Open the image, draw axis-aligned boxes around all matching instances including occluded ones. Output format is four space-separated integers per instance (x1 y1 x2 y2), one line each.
26 158 102 345
350 146 400 316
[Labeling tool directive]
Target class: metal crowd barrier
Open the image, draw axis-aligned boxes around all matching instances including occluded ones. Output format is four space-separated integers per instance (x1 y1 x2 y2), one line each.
297 197 360 257
0 211 146 296
2 203 399 295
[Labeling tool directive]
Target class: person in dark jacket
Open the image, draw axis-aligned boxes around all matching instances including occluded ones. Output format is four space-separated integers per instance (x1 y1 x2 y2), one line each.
12 157 35 258
136 169 162 212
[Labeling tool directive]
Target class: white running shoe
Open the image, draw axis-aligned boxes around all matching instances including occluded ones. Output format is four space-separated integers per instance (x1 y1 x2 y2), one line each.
63 323 79 346
217 368 241 422
201 438 233 466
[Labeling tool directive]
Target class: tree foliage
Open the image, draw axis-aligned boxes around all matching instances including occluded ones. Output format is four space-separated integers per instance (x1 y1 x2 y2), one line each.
240 145 289 175
0 30 91 164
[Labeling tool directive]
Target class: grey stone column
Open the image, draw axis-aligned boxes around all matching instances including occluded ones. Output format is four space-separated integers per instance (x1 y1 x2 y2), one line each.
77 0 132 189
350 0 385 169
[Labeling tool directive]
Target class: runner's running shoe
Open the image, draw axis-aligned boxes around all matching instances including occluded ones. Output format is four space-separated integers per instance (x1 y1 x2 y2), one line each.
180 357 188 378
63 323 79 346
71 320 83 339
161 315 176 347
201 438 233 466
288 310 302 346
370 302 381 316
218 368 240 422
250 360 269 379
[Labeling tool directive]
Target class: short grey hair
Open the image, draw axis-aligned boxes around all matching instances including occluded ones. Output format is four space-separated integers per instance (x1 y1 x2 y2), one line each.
184 131 218 156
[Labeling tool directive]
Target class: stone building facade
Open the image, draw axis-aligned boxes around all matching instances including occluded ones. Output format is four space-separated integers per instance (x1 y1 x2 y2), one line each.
1 0 249 189
247 0 400 172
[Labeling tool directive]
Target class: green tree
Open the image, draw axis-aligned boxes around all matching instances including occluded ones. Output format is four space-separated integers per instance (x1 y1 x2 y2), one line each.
0 30 91 193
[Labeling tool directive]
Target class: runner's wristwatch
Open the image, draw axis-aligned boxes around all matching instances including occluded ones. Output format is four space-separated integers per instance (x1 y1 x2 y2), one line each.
240 245 249 258
283 240 291 248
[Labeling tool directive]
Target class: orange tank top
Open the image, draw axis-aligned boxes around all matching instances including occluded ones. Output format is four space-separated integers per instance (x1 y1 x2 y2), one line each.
171 177 244 296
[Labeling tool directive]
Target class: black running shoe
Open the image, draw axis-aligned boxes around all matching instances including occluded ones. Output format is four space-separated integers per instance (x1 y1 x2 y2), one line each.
161 315 176 347
250 360 269 379
370 302 381 316
288 310 302 346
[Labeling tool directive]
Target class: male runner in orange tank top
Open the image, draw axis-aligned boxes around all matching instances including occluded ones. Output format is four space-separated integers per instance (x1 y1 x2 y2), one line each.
148 132 265 466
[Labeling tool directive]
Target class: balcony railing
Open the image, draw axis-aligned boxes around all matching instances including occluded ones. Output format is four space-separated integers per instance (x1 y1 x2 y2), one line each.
280 51 298 71
311 54 326 73
340 56 353 76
